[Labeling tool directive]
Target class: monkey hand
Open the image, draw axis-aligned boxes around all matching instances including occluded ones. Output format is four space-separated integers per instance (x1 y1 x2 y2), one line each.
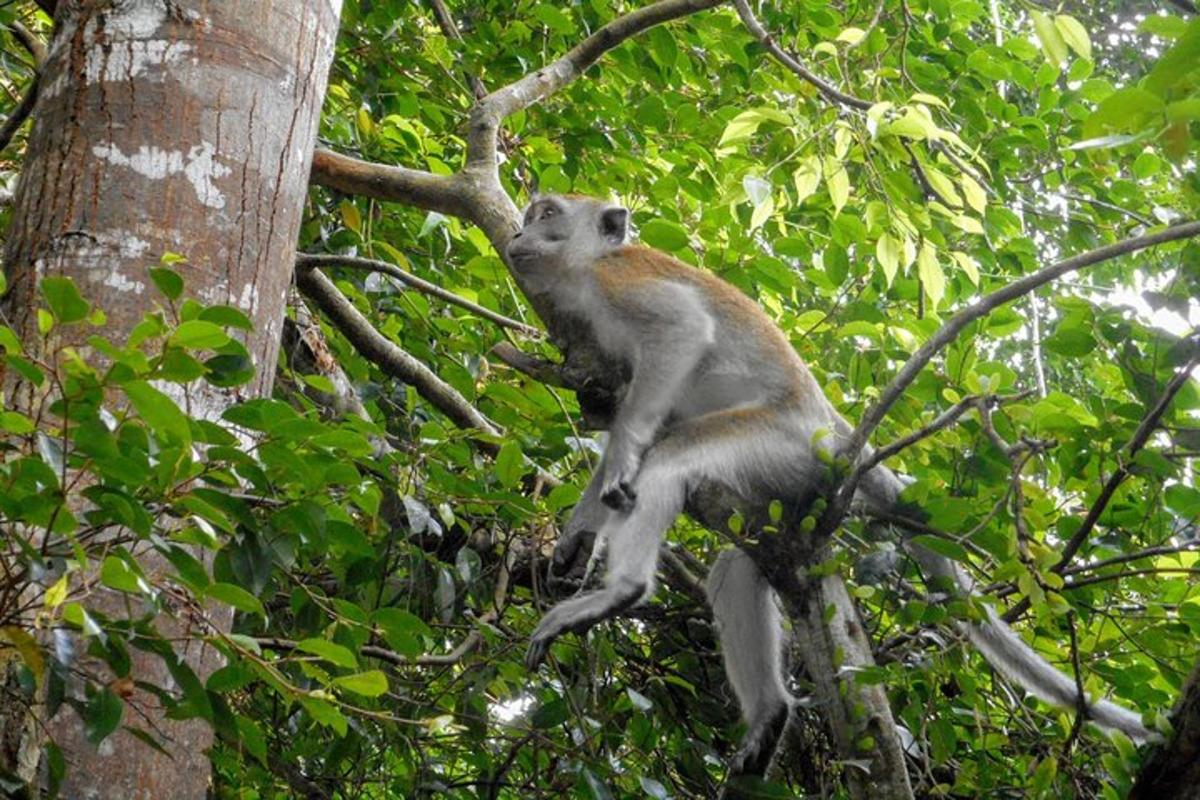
550 527 597 588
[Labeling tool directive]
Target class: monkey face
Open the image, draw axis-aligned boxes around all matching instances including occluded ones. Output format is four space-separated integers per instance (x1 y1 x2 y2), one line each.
507 194 629 274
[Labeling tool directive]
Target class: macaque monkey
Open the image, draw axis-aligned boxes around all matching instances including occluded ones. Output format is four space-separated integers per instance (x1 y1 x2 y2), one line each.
508 194 1151 780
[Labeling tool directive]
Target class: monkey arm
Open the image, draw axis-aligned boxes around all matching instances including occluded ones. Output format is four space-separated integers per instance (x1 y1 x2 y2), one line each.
598 282 715 510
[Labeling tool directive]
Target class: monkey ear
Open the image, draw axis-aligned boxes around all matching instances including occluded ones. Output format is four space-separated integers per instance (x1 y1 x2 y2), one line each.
600 207 629 244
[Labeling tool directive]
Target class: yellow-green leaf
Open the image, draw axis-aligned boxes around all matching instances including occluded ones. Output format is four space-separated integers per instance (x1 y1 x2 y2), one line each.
793 158 821 203
1032 10 1069 68
836 27 866 45
925 168 961 208
44 574 69 608
340 201 362 235
333 670 388 698
917 242 945 308
749 194 774 231
876 233 900 287
1055 15 1092 61
960 174 987 214
824 158 850 214
951 251 981 286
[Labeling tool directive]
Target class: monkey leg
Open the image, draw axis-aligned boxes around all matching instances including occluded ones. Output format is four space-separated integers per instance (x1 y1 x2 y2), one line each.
526 407 815 670
549 453 612 586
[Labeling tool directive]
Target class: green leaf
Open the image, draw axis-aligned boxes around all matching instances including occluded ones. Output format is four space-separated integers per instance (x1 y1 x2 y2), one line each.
198 305 254 330
100 555 144 594
332 670 388 697
639 219 690 251
296 638 358 669
85 688 123 745
207 582 266 617
374 608 432 658
495 441 524 488
912 535 970 563
299 697 348 736
0 411 34 434
171 320 231 349
148 267 184 300
1144 18 1200 96
41 277 90 324
124 381 191 445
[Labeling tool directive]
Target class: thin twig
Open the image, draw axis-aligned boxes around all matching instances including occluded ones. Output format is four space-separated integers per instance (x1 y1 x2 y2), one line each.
732 0 872 110
297 253 542 336
863 391 1033 471
425 0 488 99
1063 612 1088 754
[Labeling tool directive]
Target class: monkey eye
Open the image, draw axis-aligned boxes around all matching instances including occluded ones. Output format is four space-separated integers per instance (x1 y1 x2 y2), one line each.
539 206 557 220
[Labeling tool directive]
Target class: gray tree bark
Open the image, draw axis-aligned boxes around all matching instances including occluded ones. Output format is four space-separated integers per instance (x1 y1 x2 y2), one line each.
0 1 341 796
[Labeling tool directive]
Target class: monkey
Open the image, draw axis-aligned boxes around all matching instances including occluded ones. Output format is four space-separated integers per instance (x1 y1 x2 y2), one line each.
507 193 1153 782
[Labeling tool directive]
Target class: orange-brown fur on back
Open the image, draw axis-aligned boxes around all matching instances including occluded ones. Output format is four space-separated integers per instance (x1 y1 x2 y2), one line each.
594 245 814 405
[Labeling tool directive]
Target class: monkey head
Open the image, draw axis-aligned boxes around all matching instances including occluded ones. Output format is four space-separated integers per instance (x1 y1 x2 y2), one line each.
506 194 629 283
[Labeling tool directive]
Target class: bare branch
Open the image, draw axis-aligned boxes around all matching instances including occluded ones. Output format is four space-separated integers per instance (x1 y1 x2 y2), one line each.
466 0 726 166
295 266 502 443
309 149 471 217
296 253 542 337
822 222 1200 536
732 0 871 110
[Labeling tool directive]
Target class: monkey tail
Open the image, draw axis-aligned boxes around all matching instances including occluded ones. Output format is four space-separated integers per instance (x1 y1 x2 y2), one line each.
706 549 792 779
864 463 1155 743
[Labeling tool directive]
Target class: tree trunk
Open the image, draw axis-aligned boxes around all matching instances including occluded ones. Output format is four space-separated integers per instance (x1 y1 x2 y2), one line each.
1 1 341 796
1130 661 1200 800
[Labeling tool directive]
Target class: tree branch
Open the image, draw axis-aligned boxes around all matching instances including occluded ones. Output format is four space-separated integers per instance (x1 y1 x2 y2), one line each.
466 0 726 167
295 266 502 444
309 149 472 217
296 253 542 336
822 222 1200 536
